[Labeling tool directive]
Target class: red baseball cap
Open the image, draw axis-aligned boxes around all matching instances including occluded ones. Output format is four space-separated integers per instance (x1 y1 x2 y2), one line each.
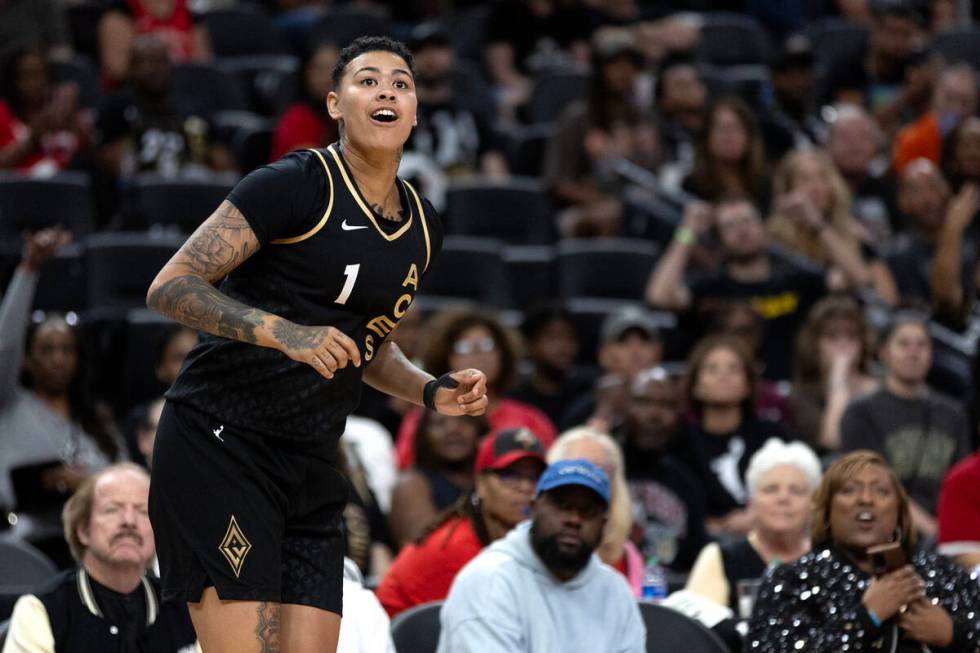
474 427 546 474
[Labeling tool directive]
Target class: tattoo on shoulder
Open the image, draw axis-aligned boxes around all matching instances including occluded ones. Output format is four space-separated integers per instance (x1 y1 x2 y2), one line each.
178 202 258 280
147 274 263 344
255 602 280 653
271 319 324 350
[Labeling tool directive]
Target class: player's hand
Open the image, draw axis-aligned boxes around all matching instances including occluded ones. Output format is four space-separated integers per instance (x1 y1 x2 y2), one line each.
434 368 488 416
274 321 361 380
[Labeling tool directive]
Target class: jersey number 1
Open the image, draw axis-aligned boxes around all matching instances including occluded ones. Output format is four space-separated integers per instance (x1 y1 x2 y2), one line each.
334 264 360 305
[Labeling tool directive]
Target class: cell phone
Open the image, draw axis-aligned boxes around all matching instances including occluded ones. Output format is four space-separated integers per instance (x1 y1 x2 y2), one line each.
867 541 906 576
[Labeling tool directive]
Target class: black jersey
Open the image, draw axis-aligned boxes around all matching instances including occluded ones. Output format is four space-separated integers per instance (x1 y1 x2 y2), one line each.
166 144 443 441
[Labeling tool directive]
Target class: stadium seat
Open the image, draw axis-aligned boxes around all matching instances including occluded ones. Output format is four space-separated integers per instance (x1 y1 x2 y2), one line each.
234 123 275 173
566 297 676 364
806 17 869 68
0 538 57 622
449 5 490 65
502 245 557 311
118 309 181 411
390 600 443 653
506 122 556 177
49 57 102 110
172 63 250 115
696 13 772 66
697 64 774 114
0 172 94 237
930 27 980 69
84 232 184 313
123 174 234 233
527 69 590 124
309 7 394 48
415 236 512 308
556 239 659 300
202 8 290 57
216 55 299 117
445 177 555 244
66 2 105 63
34 242 87 313
637 602 729 652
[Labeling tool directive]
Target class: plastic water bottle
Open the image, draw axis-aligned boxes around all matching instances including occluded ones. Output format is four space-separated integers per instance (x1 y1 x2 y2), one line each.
641 556 668 602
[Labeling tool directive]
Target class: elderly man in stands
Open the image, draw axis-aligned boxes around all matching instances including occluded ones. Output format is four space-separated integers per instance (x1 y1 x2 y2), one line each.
3 464 197 652
438 459 645 652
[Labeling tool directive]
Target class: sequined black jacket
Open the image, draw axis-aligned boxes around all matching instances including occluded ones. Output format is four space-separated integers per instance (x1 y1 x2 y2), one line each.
746 545 980 652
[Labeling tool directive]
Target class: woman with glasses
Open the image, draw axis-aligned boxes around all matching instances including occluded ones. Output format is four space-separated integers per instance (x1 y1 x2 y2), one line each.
395 308 557 468
376 428 547 617
389 412 488 547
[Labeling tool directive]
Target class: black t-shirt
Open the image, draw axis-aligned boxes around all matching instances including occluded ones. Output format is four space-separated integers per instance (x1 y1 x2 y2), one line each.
508 369 595 431
407 97 498 173
688 262 826 380
675 417 791 518
167 145 444 441
485 0 595 73
624 443 710 572
822 44 910 111
840 389 971 513
884 232 977 319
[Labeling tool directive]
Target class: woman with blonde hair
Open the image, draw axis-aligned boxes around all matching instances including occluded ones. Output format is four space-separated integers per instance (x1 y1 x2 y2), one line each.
547 426 644 596
768 149 897 304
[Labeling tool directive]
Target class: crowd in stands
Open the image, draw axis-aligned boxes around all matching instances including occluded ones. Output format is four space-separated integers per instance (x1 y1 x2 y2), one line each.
2 0 980 651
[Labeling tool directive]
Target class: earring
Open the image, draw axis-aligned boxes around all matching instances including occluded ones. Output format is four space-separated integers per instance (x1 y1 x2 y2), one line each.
470 493 481 507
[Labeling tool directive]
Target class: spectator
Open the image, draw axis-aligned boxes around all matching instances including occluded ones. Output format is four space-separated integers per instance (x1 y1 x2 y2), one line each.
562 305 664 432
437 459 645 652
620 366 709 571
388 412 487 548
0 0 71 61
3 464 198 652
682 97 769 210
748 451 980 652
940 115 980 192
826 104 898 241
404 23 507 178
544 28 658 237
135 396 164 468
768 33 820 151
0 47 93 174
508 302 593 430
937 450 980 570
98 0 212 89
840 311 971 538
376 427 546 617
547 426 644 595
395 308 556 469
686 438 820 609
482 0 594 125
893 63 978 175
790 295 879 452
768 149 897 304
342 414 398 514
338 558 397 653
339 442 394 582
96 33 233 185
885 159 980 324
654 51 706 168
646 198 868 380
677 335 791 537
270 40 340 161
0 229 122 516
153 325 196 389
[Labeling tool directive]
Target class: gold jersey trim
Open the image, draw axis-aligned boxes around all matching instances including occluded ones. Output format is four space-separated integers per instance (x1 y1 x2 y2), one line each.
327 143 414 242
403 180 431 272
270 148 335 245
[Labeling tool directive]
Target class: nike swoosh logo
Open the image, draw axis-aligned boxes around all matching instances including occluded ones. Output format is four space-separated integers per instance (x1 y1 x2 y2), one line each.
341 219 368 231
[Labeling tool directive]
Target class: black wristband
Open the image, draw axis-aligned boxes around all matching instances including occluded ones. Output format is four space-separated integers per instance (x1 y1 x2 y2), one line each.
423 373 459 410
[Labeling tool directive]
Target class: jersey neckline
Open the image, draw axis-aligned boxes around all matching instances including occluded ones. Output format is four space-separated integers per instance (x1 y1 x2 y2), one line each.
327 143 414 242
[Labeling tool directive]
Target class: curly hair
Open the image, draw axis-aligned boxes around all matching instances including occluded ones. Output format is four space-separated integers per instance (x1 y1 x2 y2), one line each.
792 294 874 387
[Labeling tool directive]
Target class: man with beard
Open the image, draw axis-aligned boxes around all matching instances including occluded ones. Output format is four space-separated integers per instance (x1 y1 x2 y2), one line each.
646 197 867 380
620 367 708 572
3 464 197 652
437 459 645 653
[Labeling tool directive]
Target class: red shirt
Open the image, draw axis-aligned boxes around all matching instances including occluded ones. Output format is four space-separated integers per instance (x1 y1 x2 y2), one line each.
938 452 980 548
0 101 79 173
375 516 484 617
395 398 557 469
270 104 339 162
125 0 195 62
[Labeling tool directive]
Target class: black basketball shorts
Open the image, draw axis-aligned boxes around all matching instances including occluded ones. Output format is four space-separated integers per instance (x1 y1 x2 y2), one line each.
148 400 348 615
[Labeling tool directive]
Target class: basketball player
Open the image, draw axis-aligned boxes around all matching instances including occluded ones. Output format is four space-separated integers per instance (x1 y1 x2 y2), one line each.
145 36 487 652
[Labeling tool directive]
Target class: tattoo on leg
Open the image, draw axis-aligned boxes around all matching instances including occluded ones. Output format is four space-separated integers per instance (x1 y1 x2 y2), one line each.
255 602 281 653
271 319 325 350
147 274 264 344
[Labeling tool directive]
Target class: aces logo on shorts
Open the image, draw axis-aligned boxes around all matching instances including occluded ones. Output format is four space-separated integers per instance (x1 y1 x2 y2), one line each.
219 515 252 578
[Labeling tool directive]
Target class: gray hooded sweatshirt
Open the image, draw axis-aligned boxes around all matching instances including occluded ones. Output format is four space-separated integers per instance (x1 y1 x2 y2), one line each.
437 521 646 653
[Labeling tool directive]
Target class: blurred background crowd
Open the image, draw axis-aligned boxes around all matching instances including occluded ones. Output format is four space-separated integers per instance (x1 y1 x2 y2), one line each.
2 0 980 650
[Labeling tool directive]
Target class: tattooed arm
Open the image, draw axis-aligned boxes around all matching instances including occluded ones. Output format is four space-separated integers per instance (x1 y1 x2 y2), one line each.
146 201 361 379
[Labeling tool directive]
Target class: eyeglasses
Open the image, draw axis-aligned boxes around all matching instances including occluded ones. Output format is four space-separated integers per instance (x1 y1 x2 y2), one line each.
452 336 496 355
489 468 541 488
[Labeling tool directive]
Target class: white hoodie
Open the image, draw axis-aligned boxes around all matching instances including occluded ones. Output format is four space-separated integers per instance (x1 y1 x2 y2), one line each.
437 521 646 653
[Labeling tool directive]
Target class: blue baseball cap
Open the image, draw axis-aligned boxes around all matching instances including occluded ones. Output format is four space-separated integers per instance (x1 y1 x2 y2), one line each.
535 459 610 506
